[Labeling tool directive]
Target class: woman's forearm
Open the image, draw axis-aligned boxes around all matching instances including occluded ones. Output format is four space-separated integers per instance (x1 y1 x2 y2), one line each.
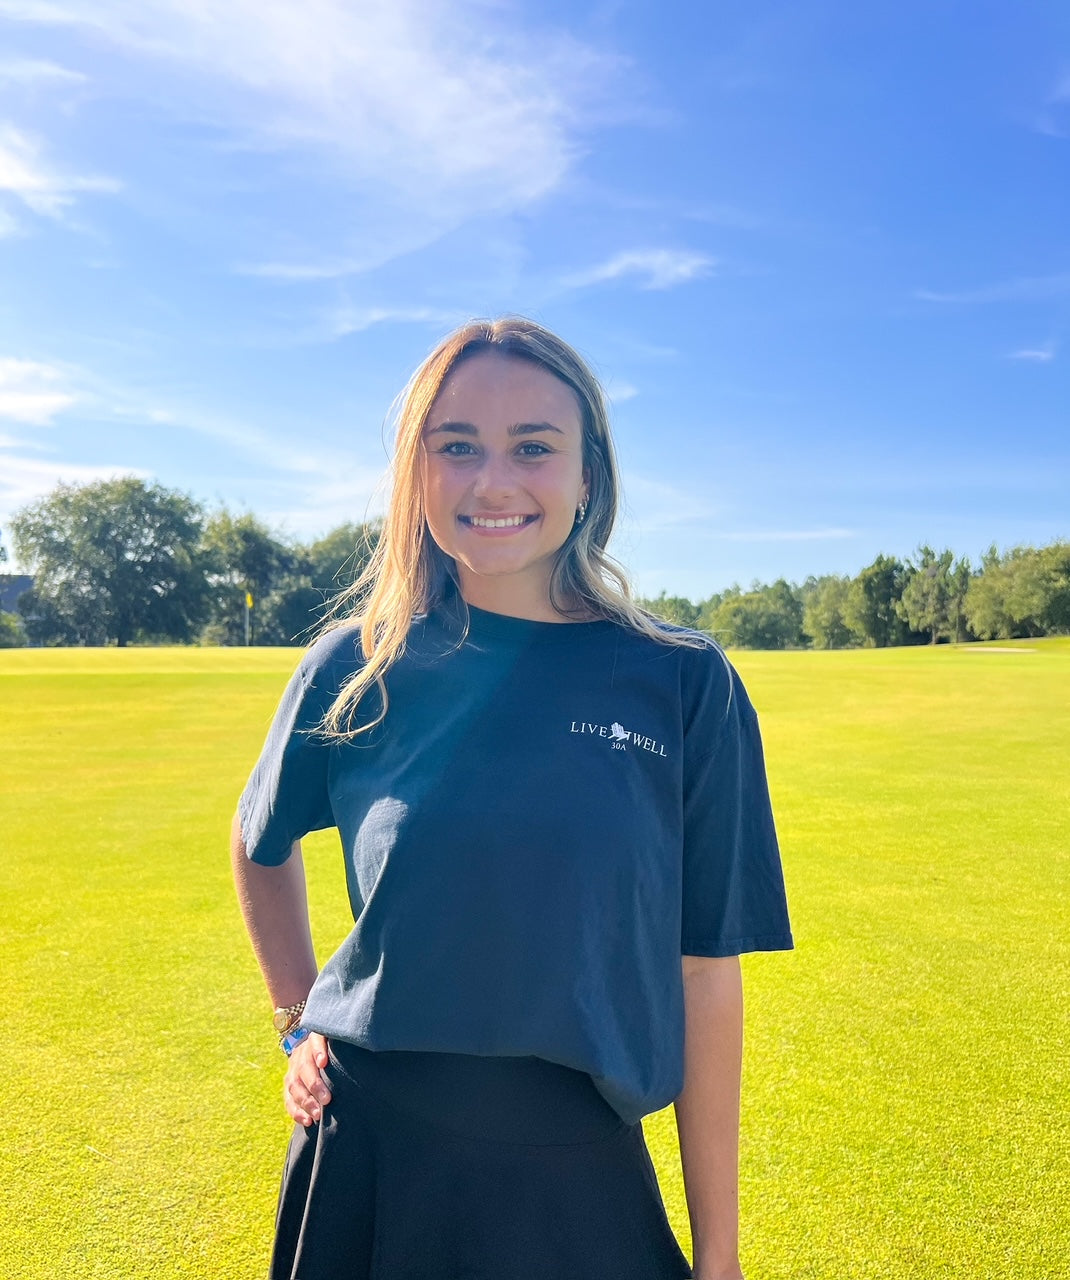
674 954 745 1280
230 813 319 1008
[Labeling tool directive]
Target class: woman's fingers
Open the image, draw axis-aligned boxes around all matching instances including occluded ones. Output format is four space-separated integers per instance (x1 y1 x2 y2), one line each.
283 1034 333 1126
308 1031 328 1070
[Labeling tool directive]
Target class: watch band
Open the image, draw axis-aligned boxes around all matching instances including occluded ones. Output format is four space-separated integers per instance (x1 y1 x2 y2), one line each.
272 999 307 1037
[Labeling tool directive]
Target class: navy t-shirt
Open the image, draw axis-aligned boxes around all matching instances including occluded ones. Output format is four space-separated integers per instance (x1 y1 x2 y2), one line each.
238 598 793 1125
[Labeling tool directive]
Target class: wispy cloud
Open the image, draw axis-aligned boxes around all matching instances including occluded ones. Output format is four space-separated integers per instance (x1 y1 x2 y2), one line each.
0 58 87 84
237 257 370 283
0 429 34 448
604 378 639 404
0 350 389 540
320 304 461 342
0 358 78 424
0 0 627 270
131 401 390 536
566 248 715 291
0 452 147 523
231 302 462 349
620 474 717 531
110 384 387 498
1032 68 1070 138
0 122 119 222
606 336 680 362
718 528 855 543
3 345 361 477
1006 340 1057 363
138 404 327 477
916 273 1070 304
259 463 390 539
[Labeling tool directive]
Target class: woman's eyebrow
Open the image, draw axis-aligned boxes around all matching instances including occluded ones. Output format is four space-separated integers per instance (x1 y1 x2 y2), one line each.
511 422 564 437
425 420 477 436
424 420 564 436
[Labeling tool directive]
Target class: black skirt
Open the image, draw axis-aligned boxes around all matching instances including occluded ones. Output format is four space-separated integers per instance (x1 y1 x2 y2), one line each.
270 1039 694 1280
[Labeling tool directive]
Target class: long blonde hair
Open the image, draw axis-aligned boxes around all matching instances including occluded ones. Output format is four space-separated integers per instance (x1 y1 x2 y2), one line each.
321 316 710 737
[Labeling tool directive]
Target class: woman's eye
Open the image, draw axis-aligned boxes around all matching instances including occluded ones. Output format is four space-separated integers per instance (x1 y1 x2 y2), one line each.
518 442 551 457
438 441 477 457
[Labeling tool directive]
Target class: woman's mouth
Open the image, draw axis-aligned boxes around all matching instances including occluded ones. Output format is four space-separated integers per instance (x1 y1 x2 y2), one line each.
459 514 539 529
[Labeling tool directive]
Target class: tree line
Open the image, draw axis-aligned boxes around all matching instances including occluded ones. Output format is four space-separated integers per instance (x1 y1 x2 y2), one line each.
637 543 1070 648
1 477 1067 648
0 477 377 648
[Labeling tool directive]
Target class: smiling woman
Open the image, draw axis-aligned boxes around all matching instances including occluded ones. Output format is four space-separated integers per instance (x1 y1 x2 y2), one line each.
231 317 793 1280
421 350 589 619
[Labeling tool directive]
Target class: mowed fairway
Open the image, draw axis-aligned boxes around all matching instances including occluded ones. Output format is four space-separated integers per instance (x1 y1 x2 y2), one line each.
2 639 1068 1279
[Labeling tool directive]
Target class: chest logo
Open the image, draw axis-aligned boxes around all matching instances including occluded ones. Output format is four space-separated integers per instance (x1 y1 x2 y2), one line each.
569 719 668 757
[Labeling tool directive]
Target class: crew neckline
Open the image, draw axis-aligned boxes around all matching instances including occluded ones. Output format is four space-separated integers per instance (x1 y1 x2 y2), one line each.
431 593 617 645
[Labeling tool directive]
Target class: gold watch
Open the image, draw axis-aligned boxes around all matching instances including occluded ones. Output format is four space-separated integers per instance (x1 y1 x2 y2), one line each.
272 1000 306 1037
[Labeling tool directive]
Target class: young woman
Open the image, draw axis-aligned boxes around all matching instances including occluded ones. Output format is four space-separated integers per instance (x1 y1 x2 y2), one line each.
232 317 792 1280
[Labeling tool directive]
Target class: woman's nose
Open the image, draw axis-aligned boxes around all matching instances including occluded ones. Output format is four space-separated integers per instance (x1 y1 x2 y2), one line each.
472 452 515 499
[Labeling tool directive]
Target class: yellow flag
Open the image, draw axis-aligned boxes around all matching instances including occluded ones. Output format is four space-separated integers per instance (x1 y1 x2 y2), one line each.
245 592 254 609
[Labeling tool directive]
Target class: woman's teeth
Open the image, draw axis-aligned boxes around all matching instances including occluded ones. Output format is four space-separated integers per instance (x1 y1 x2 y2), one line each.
467 515 531 528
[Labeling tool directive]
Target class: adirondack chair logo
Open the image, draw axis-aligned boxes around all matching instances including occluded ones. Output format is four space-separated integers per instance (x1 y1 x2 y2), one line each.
568 719 669 758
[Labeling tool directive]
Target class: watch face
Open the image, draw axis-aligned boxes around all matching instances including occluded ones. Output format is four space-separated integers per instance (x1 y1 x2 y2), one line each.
272 1010 291 1032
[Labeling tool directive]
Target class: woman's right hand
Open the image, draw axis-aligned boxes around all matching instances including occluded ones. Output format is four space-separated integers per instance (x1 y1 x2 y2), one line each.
283 1032 332 1126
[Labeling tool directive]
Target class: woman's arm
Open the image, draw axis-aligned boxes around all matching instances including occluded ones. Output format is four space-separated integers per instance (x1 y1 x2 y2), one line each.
230 813 331 1125
674 953 745 1280
230 813 319 1005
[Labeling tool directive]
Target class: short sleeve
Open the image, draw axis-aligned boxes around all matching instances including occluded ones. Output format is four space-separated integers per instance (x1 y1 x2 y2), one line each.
237 630 357 866
680 651 793 956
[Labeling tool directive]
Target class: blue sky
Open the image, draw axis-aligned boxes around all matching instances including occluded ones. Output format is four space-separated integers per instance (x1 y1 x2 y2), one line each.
1 0 1067 600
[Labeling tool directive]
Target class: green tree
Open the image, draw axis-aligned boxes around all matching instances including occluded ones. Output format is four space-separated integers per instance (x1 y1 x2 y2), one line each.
11 478 208 646
707 579 804 649
304 521 380 596
637 591 700 628
200 515 384 646
0 609 24 647
845 554 922 647
253 574 323 646
262 521 383 645
802 574 861 649
695 587 736 634
964 546 1015 639
1004 541 1070 635
896 546 971 644
0 526 18 645
946 556 972 644
966 542 1070 639
1037 541 1070 632
200 510 296 645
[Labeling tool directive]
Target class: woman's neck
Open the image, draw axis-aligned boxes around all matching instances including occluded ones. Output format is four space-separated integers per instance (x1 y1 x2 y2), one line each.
456 571 588 623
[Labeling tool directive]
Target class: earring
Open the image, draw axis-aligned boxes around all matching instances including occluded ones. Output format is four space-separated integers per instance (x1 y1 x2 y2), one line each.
576 498 588 524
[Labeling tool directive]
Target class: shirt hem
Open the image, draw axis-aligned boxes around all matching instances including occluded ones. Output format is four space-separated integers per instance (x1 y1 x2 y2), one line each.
681 931 794 957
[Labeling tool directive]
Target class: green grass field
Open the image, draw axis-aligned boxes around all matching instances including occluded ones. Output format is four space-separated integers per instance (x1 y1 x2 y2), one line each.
2 639 1068 1279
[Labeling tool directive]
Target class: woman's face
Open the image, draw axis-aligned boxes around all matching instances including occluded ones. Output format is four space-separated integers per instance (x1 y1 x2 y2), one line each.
421 351 589 619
